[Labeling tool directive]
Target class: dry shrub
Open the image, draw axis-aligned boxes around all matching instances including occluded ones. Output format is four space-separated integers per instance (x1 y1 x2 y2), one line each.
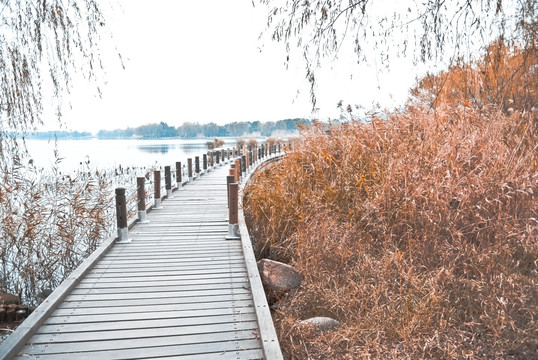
206 137 225 150
236 138 246 150
247 138 259 151
244 106 537 359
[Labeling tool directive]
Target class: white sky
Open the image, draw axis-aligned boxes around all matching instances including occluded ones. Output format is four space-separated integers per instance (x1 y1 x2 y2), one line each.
48 0 421 134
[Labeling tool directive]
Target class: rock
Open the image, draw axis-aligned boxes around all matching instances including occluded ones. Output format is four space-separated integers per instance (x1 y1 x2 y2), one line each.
257 259 302 293
299 317 341 332
0 293 20 305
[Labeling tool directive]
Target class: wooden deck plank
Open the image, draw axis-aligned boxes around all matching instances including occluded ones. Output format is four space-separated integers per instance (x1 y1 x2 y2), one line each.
37 309 257 334
85 266 247 278
64 286 251 302
76 277 248 289
77 273 248 287
91 259 246 270
58 293 254 309
20 330 259 355
30 321 259 343
17 339 262 360
52 299 254 316
143 349 264 360
68 281 250 295
45 306 255 324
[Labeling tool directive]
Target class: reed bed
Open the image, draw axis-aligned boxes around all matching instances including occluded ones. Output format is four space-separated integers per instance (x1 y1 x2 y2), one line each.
244 105 537 359
0 155 188 305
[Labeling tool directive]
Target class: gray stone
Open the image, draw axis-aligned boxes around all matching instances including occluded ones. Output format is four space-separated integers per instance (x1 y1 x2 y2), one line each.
257 259 302 292
0 293 20 305
300 317 341 332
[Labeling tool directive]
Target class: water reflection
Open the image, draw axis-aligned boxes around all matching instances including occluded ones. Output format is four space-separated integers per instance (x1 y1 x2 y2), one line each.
136 144 179 154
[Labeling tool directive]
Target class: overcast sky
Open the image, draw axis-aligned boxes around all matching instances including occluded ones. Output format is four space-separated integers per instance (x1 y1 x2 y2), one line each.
45 0 422 134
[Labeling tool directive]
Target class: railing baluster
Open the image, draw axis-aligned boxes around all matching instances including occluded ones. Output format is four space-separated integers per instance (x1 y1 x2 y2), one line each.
115 188 131 243
226 182 240 239
154 170 163 209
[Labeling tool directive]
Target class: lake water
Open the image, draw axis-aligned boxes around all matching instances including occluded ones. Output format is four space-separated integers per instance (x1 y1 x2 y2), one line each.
25 137 241 173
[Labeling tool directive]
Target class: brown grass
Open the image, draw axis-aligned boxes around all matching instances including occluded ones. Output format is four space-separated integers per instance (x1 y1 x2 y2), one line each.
244 105 537 359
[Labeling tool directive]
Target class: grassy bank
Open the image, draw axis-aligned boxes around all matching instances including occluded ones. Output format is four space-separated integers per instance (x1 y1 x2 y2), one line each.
244 104 537 358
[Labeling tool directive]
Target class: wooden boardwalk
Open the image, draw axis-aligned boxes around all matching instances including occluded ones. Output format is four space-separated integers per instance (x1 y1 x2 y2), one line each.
0 162 282 360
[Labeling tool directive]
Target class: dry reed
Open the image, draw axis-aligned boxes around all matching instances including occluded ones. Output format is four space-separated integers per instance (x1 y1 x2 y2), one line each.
244 105 537 359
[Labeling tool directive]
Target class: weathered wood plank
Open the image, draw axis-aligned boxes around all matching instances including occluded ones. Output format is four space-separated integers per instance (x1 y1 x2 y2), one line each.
78 272 248 286
53 299 254 316
91 259 246 270
64 286 251 302
45 306 255 324
20 330 259 355
37 313 258 334
76 276 248 289
143 349 265 360
98 253 245 263
17 339 262 360
85 265 247 277
69 280 250 295
58 293 253 309
29 321 258 344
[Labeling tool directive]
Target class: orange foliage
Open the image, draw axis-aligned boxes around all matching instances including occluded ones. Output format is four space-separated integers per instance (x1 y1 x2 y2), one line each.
411 39 537 112
244 40 537 357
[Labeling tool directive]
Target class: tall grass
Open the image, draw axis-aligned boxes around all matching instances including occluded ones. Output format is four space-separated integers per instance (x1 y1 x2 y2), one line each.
0 152 181 305
0 157 114 305
244 105 537 358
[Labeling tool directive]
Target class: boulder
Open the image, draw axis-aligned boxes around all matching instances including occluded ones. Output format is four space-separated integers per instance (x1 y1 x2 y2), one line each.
257 259 302 293
0 293 21 306
299 317 341 332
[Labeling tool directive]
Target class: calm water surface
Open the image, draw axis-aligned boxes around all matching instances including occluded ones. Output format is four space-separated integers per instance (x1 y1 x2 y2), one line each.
25 138 239 172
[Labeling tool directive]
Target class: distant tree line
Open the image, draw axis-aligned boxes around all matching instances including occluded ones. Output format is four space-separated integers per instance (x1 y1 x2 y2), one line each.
96 119 310 139
26 131 93 140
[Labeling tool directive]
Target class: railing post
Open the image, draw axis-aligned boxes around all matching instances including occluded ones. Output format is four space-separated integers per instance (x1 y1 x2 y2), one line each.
176 161 183 190
195 156 201 177
210 152 214 169
234 159 241 183
221 149 225 164
165 166 173 198
203 154 208 173
115 188 131 243
216 150 220 166
188 158 193 182
241 155 247 178
226 175 234 209
154 170 163 209
226 182 240 239
137 177 149 223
